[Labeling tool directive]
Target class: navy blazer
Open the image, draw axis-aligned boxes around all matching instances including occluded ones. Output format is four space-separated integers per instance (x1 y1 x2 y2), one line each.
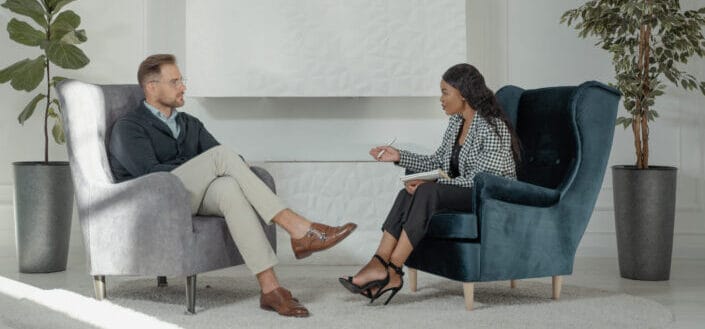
109 102 219 182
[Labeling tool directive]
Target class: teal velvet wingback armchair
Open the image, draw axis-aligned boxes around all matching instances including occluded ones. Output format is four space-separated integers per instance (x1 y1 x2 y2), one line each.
404 81 620 310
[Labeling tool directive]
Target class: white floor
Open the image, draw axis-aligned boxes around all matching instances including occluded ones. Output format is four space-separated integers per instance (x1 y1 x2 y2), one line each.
0 254 703 329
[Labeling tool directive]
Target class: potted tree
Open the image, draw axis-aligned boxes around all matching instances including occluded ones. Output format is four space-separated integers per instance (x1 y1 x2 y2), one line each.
0 0 89 273
562 0 705 280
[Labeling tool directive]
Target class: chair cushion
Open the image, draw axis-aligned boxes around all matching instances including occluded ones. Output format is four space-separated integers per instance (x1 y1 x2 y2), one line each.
426 212 478 240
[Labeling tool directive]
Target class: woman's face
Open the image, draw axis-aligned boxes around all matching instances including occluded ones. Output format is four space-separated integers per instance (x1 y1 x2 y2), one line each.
440 80 465 115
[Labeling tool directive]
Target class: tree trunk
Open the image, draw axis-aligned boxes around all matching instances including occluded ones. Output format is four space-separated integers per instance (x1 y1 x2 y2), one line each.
633 114 643 168
635 4 652 170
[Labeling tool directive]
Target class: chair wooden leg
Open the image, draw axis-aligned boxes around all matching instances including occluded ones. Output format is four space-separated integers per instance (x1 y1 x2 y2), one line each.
510 279 517 289
157 276 168 287
93 275 106 300
408 268 417 292
552 275 562 300
463 282 474 311
186 275 197 314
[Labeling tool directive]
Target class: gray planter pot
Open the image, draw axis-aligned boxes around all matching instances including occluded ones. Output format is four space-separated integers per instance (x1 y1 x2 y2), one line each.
612 165 677 281
13 161 74 273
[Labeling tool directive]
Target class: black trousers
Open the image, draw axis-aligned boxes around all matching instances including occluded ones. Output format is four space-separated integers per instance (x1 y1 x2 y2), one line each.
381 182 473 248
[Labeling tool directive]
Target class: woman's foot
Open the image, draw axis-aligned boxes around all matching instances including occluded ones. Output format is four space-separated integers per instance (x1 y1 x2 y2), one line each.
339 255 389 296
369 261 405 305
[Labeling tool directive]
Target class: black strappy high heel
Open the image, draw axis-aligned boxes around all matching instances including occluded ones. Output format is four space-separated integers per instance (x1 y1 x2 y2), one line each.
370 261 404 305
339 255 390 295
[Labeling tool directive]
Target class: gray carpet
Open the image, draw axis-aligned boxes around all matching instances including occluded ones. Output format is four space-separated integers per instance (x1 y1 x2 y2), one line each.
104 269 674 329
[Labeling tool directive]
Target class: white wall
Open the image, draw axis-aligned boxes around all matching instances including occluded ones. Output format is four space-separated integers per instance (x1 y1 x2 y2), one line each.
1 0 703 263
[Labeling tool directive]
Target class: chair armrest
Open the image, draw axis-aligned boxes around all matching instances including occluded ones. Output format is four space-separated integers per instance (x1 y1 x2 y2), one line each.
473 172 560 208
84 172 195 275
473 174 581 280
93 171 193 223
250 166 276 193
477 198 576 280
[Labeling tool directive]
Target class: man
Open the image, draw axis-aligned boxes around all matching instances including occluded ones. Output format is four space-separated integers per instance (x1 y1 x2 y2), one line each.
109 54 356 317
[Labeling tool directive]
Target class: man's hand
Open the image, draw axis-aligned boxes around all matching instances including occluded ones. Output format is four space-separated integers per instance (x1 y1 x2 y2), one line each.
404 179 428 195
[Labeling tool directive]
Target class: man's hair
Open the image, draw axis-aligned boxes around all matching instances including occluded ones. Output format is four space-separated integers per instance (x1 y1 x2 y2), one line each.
137 54 176 88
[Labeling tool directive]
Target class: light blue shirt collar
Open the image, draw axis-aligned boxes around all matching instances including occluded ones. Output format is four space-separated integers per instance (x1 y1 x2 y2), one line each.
144 101 180 138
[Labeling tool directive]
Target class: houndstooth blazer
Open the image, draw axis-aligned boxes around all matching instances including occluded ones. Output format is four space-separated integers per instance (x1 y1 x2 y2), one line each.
398 114 517 188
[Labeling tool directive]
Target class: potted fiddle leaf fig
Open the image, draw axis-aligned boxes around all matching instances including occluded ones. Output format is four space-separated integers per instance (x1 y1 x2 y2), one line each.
562 0 705 280
0 0 89 273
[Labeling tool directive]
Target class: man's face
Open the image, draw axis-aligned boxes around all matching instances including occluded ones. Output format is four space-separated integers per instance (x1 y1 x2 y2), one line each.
146 63 186 109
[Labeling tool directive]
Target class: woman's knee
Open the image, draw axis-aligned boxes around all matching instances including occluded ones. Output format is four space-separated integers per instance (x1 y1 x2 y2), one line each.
415 182 439 196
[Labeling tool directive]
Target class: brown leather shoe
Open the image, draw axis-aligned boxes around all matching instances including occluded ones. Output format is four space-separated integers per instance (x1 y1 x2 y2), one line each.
291 222 357 259
260 287 310 317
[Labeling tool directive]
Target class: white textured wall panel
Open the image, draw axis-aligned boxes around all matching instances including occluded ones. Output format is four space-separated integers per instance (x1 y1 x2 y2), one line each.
185 0 466 96
257 162 405 264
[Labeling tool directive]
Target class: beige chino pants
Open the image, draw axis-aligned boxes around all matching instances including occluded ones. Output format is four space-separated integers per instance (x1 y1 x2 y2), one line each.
171 145 286 274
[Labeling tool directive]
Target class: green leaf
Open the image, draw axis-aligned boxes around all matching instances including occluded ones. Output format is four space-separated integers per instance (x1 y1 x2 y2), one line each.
51 119 65 144
46 41 89 69
60 29 86 44
0 58 30 83
47 106 58 118
1 0 48 29
49 10 80 41
17 93 46 124
46 0 75 15
53 9 79 27
50 75 67 87
10 55 45 91
7 18 45 46
616 116 633 129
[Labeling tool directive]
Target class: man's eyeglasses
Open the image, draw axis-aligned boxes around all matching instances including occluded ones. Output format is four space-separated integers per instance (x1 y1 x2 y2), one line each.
149 77 187 88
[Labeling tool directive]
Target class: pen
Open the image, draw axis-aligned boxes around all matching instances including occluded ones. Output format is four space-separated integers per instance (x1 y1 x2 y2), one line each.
377 137 397 159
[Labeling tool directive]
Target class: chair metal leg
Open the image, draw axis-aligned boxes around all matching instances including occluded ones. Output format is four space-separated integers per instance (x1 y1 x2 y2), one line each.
157 276 168 287
93 275 106 300
552 275 562 300
186 275 197 314
408 268 417 292
463 282 474 311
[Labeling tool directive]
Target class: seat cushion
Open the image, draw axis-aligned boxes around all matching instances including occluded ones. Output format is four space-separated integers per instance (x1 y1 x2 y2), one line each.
426 212 478 240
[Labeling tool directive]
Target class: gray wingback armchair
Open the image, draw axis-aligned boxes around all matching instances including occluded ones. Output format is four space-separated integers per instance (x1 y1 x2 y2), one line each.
56 80 276 314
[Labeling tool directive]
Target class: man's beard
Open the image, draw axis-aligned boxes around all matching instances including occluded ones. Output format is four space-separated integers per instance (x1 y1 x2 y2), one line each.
161 96 184 109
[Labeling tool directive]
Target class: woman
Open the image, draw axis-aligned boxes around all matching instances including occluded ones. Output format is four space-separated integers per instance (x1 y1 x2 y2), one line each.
339 63 520 304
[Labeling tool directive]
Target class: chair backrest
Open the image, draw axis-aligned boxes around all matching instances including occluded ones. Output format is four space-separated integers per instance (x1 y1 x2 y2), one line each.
497 86 578 189
497 81 620 251
57 80 144 189
497 82 619 192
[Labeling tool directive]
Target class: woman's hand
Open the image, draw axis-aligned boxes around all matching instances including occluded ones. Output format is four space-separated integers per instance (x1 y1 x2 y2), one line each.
404 179 427 195
369 146 400 162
